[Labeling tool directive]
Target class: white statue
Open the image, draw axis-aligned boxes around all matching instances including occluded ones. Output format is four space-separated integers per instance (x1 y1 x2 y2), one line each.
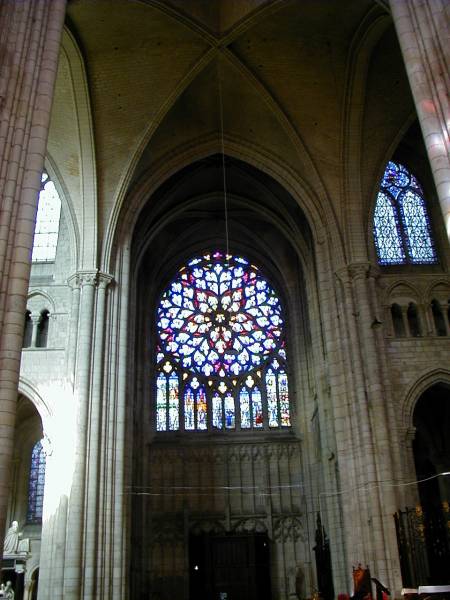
3 521 20 554
3 581 14 600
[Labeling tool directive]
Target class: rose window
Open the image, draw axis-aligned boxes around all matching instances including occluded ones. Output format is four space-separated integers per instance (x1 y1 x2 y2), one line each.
155 251 291 432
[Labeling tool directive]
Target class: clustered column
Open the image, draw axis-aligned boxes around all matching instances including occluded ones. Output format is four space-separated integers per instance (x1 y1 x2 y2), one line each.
390 0 450 239
0 0 66 548
335 263 402 593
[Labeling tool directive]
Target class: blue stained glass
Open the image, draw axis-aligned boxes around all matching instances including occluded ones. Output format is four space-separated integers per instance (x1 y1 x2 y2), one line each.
374 161 437 265
240 387 251 428
157 252 283 377
400 191 436 263
155 251 291 432
27 440 46 523
374 193 405 264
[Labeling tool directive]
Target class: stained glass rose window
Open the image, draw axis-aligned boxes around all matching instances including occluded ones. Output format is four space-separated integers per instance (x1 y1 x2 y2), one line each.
154 251 291 432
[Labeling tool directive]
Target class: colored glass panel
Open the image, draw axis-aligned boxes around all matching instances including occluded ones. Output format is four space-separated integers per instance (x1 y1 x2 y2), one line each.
224 393 235 429
157 252 283 377
252 387 263 428
27 440 46 523
156 372 167 431
266 369 278 427
278 371 290 426
184 387 195 430
155 251 291 432
400 191 436 263
168 372 179 430
374 161 436 265
374 192 405 264
240 387 251 428
196 386 207 430
213 393 223 429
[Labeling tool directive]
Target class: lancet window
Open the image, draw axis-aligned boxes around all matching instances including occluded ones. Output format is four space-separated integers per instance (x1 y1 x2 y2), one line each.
32 171 62 262
373 161 437 265
154 251 291 432
27 440 46 523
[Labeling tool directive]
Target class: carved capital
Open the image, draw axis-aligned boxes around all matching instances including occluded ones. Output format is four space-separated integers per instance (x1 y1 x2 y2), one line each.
347 262 371 282
78 270 98 287
97 272 114 290
67 273 81 290
68 270 113 289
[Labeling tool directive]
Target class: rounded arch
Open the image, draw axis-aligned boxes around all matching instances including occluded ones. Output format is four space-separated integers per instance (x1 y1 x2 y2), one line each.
426 280 450 301
102 137 345 273
26 290 56 315
402 369 450 432
18 377 52 426
383 281 422 305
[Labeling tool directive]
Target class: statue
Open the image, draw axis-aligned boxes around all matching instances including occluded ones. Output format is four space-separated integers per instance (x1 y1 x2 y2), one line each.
3 581 14 600
3 521 20 555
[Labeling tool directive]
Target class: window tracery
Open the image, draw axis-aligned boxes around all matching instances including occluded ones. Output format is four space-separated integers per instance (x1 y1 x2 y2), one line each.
27 439 46 523
155 251 291 432
373 161 437 265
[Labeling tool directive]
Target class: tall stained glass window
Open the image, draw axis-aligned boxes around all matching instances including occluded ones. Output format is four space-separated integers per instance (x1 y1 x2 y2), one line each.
32 171 62 262
373 161 437 265
27 440 46 523
154 251 291 432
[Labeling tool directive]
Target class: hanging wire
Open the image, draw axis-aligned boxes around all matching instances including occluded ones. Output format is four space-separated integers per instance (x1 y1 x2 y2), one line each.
125 471 450 497
218 62 230 257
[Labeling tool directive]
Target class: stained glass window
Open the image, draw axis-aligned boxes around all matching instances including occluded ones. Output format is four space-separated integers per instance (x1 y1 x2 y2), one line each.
32 171 62 262
27 440 46 523
373 161 437 265
154 251 291 432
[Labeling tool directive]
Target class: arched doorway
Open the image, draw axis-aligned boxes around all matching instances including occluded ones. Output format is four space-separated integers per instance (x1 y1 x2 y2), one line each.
2 395 45 600
413 383 450 584
129 156 316 600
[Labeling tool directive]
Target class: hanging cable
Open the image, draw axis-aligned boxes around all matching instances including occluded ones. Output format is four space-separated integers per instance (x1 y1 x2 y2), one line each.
218 62 230 257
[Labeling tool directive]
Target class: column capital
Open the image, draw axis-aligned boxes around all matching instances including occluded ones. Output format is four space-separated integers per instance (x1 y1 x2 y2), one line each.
67 270 114 289
347 262 371 282
335 262 376 284
97 272 114 289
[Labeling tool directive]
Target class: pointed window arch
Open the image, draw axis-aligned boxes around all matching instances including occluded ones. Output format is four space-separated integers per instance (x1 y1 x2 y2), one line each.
154 251 291 432
32 171 62 262
27 440 46 523
373 161 437 265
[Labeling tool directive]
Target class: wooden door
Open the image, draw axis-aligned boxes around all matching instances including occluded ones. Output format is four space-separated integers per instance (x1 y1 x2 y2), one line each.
189 532 271 600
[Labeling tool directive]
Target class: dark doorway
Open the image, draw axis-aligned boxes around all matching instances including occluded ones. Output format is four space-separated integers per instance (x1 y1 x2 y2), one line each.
189 532 271 600
412 383 450 584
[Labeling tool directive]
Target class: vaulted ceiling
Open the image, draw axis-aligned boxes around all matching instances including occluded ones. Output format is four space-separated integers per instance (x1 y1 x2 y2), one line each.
52 0 416 259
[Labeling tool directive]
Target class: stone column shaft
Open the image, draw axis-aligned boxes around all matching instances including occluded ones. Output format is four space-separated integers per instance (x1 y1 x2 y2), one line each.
83 273 112 600
350 265 402 590
113 256 130 600
390 0 450 239
66 275 81 383
0 0 66 549
63 272 97 600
